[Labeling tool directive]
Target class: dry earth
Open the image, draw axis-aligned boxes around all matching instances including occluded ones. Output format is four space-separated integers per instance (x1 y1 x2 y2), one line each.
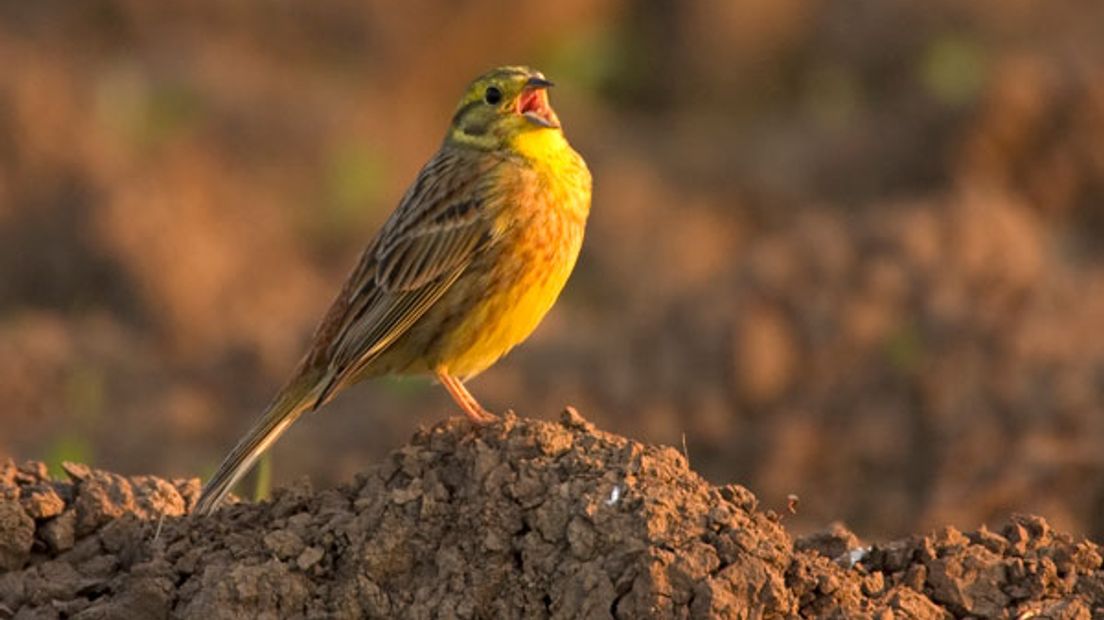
1 409 1102 619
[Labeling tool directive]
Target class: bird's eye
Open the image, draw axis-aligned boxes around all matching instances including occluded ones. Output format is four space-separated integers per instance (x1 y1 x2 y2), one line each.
484 86 502 105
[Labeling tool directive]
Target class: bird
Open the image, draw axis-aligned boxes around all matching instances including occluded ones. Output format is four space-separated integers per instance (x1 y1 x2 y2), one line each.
193 66 592 514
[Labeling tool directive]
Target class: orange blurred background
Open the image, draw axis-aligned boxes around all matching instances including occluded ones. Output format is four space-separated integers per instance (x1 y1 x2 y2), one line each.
2 0 1104 539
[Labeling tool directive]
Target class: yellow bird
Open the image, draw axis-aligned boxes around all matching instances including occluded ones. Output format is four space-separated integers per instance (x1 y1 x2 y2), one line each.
194 66 591 513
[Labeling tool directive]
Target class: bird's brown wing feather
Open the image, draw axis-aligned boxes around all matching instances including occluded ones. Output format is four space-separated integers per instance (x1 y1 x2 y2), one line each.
316 147 499 400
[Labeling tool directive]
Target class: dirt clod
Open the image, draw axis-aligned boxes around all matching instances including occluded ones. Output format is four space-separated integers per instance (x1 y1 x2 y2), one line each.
2 411 1103 618
0 500 33 572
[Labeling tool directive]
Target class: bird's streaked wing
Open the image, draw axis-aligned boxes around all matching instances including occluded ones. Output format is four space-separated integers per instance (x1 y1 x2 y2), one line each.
314 147 500 402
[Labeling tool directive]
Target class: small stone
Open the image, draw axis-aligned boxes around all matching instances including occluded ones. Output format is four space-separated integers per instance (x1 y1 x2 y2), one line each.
40 509 77 553
62 462 91 482
0 500 34 571
968 525 1009 555
718 484 758 513
886 586 944 619
264 529 305 561
903 563 927 591
795 522 862 561
862 572 886 597
390 481 423 505
21 485 66 520
297 546 324 571
560 406 592 431
566 517 596 560
0 569 25 608
17 462 49 483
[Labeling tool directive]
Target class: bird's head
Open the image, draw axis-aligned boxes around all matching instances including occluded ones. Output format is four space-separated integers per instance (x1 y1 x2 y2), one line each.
447 66 561 151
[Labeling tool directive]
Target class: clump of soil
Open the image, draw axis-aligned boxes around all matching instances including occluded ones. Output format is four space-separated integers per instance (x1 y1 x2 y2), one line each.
1 409 1102 618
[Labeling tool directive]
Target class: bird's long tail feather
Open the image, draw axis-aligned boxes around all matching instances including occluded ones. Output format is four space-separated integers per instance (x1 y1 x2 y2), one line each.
193 372 324 515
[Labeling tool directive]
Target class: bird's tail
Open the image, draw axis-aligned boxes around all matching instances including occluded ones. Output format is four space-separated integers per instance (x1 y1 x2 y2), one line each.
193 370 325 515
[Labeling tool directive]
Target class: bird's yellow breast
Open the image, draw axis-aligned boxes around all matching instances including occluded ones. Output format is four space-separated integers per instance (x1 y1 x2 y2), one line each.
434 130 591 377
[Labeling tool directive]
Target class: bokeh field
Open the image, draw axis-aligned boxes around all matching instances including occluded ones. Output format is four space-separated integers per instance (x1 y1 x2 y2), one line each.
2 0 1104 539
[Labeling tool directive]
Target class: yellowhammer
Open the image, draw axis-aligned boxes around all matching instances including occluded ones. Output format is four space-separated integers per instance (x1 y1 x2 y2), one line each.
194 66 591 513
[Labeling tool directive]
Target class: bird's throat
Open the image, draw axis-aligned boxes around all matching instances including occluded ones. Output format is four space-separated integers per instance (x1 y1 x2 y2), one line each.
510 127 571 166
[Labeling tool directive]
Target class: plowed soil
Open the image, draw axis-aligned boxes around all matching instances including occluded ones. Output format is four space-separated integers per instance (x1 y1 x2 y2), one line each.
2 410 1102 619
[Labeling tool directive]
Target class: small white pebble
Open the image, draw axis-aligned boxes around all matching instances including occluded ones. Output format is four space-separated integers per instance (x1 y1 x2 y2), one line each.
605 485 622 506
842 546 870 568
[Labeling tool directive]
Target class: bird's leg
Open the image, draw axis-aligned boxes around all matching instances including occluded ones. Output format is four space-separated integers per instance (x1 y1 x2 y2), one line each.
435 370 497 424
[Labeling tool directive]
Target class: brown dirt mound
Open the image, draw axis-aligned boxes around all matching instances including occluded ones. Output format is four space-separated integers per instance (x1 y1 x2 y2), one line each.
1 409 1102 618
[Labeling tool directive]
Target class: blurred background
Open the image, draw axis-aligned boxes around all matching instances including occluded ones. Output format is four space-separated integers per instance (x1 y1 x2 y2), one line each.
2 0 1104 540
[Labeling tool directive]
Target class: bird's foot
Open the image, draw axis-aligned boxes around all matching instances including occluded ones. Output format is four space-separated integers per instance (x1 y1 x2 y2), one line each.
461 405 498 425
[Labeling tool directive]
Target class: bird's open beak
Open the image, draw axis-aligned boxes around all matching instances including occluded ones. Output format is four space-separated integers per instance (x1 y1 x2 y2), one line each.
518 77 559 129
